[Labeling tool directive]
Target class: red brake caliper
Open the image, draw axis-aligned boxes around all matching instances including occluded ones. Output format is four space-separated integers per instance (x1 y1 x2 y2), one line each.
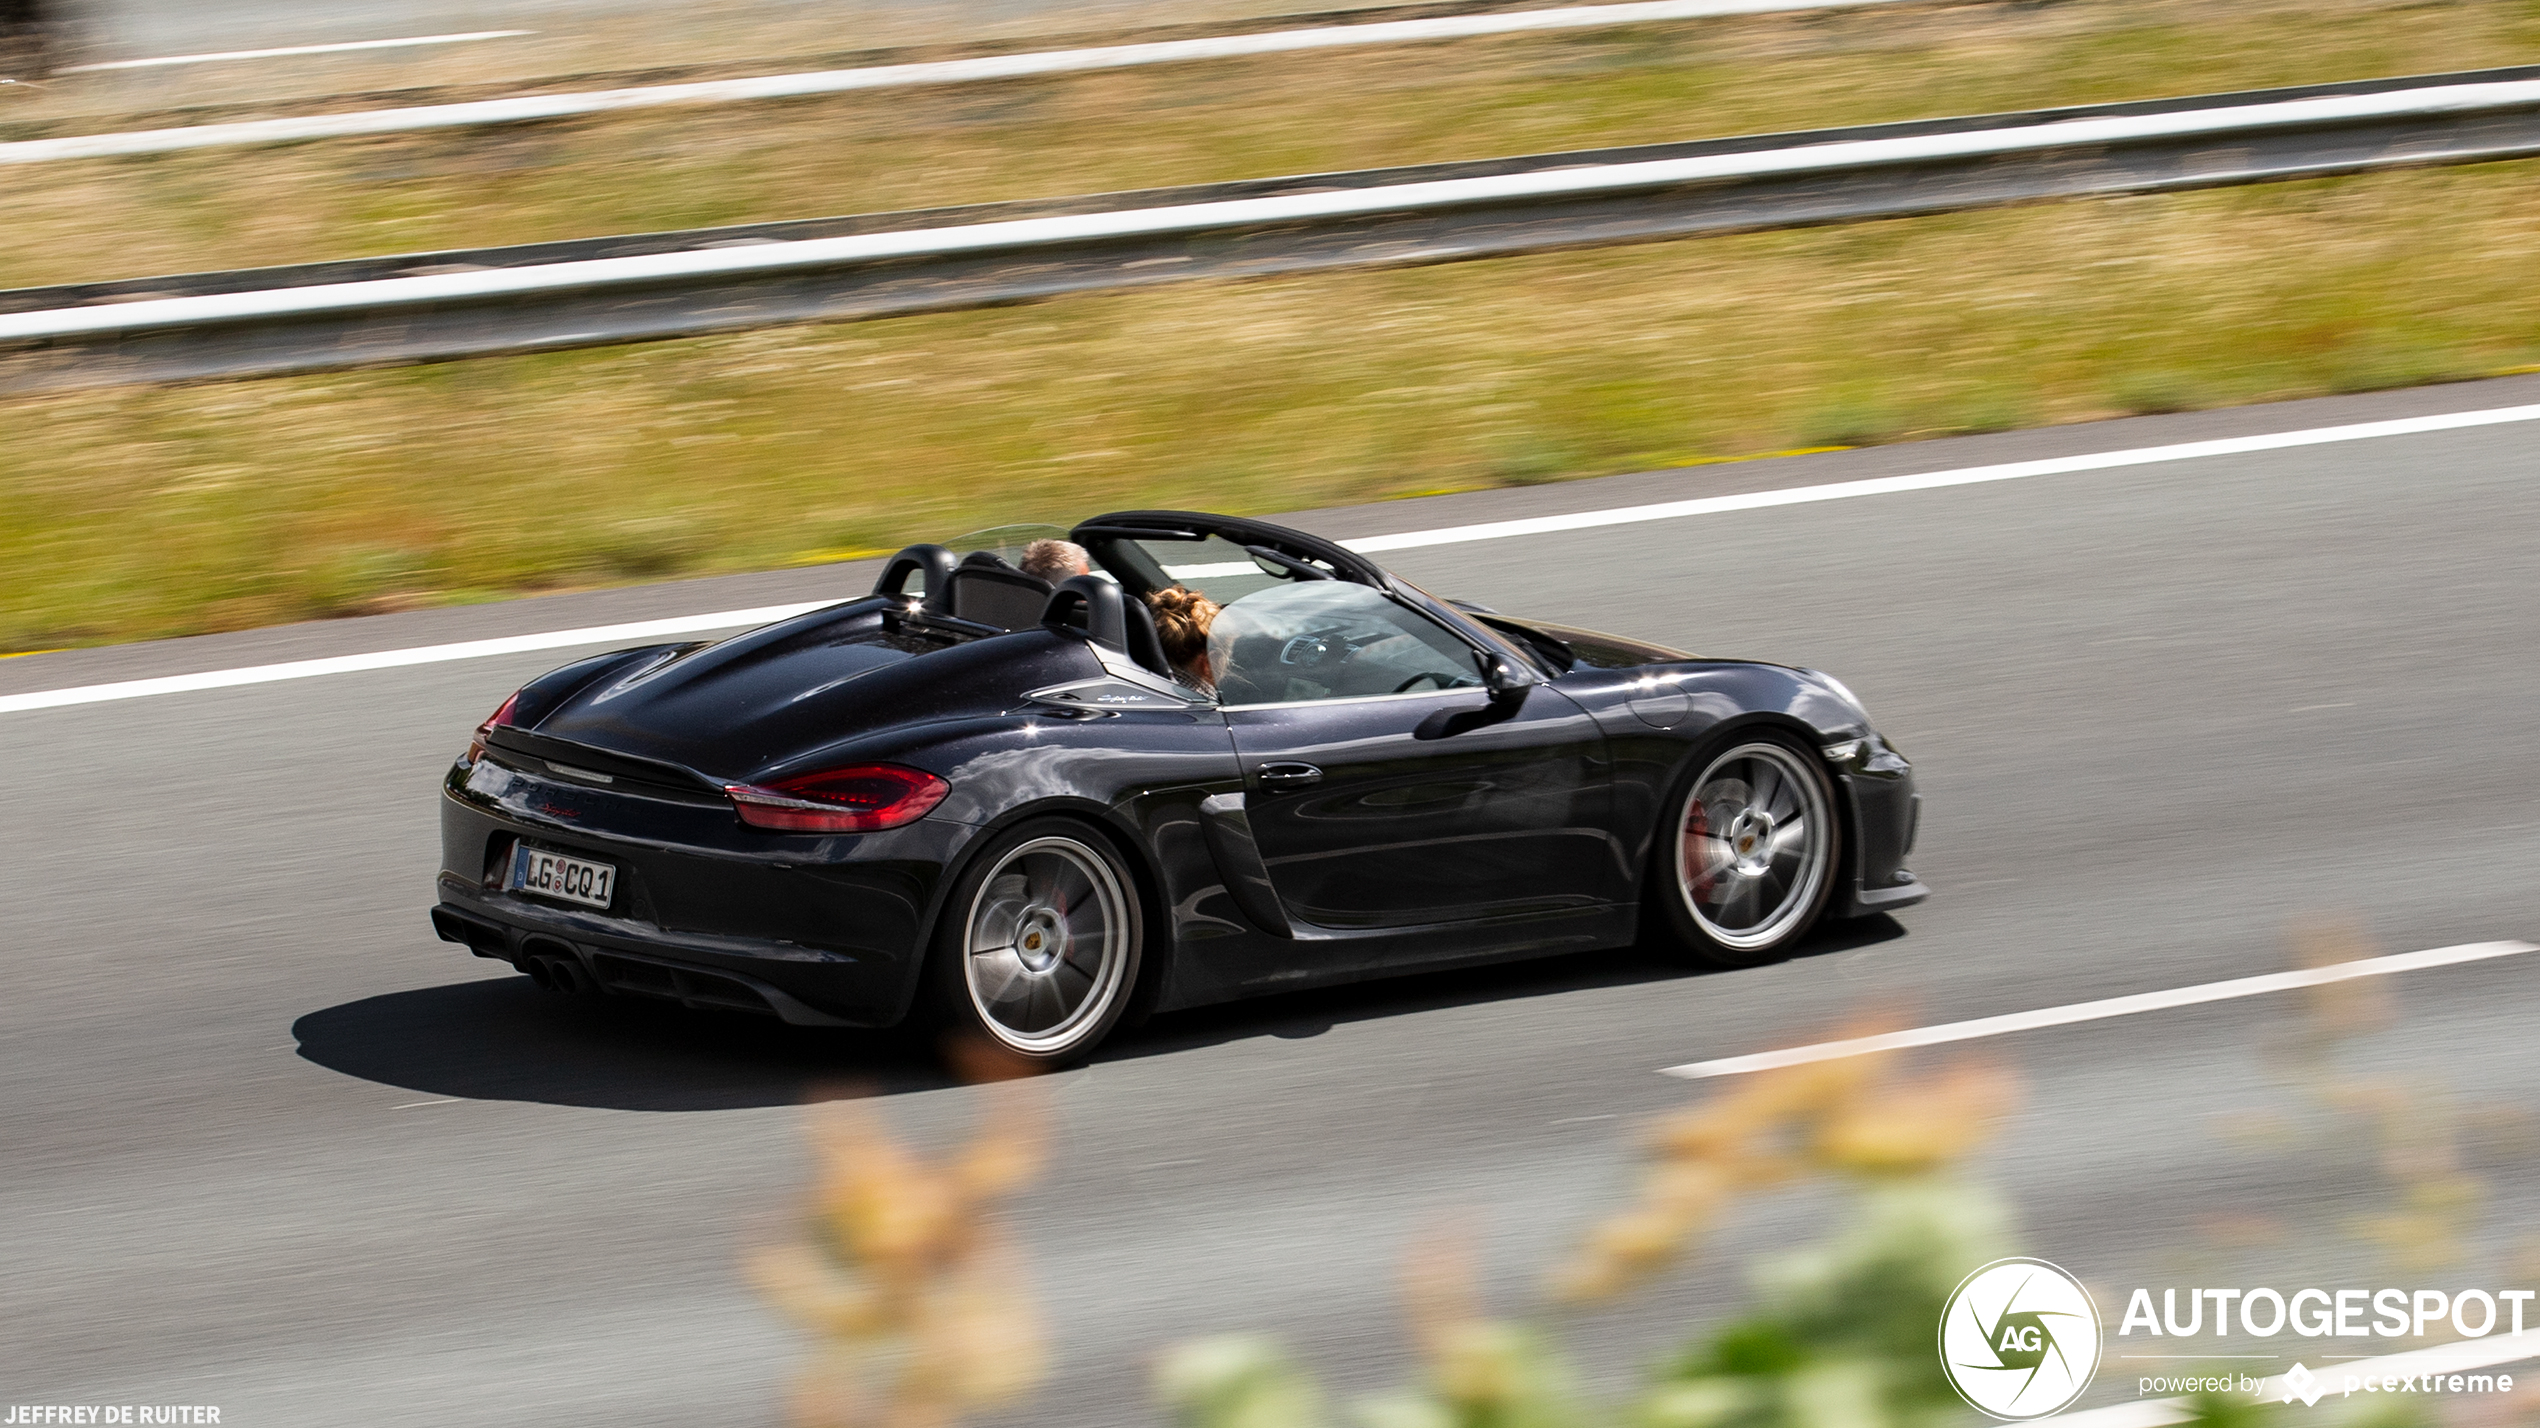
1684 799 1715 904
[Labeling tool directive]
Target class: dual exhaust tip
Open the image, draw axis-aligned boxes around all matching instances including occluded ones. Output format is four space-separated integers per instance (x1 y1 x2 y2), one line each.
519 942 595 995
427 909 595 995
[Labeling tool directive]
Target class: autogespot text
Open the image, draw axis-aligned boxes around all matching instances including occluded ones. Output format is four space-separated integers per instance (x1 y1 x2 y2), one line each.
2120 1287 2534 1340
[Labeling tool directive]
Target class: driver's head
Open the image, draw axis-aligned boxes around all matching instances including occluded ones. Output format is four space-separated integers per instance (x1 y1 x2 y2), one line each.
1019 539 1091 583
1147 586 1221 676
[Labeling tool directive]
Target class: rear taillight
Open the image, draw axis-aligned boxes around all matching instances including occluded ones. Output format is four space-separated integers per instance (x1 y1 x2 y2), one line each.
463 691 521 765
726 764 950 833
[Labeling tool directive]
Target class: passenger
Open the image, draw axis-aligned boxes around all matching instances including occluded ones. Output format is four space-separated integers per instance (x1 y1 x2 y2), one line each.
1019 539 1091 584
1147 587 1221 695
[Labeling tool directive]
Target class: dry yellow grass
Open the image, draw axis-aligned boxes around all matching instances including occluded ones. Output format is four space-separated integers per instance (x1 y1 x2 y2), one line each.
7 155 2539 649
5 0 2537 290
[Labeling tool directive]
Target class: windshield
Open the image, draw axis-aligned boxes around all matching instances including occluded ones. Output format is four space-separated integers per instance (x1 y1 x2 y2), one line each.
1208 582 1484 705
942 523 1074 568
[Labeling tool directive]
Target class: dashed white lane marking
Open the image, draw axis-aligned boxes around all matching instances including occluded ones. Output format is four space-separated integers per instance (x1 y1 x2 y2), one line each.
60 31 533 73
2060 1333 2540 1428
1660 939 2536 1079
6 400 2538 717
391 1098 464 1109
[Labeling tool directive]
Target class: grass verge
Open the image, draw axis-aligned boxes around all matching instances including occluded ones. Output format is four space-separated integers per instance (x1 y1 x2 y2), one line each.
4 0 2537 290
6 158 2539 649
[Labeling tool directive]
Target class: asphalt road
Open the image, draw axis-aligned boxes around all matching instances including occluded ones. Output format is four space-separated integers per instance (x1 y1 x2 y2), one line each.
4 376 2538 1425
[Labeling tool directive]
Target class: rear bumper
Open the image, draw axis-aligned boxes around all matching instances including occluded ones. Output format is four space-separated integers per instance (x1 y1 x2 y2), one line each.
430 886 898 1026
435 756 977 1026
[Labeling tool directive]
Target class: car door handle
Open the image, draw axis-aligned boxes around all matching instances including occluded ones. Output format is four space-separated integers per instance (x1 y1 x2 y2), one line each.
1257 762 1324 792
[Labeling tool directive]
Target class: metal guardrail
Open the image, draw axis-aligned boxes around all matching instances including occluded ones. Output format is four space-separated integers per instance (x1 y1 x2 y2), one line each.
5 65 2539 396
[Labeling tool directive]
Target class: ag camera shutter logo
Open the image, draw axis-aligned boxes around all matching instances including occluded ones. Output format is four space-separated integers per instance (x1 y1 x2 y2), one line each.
1941 1258 2103 1420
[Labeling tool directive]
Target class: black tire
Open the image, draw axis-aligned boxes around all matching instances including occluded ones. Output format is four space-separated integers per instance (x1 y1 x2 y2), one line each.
1648 731 1842 968
927 817 1145 1071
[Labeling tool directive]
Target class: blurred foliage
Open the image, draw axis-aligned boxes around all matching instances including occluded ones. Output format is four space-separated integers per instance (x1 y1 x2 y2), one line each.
2252 919 2509 1277
1633 1181 2005 1428
1156 1045 2022 1428
750 1092 1047 1428
1158 1337 1335 1428
1562 1039 2016 1300
757 982 2536 1428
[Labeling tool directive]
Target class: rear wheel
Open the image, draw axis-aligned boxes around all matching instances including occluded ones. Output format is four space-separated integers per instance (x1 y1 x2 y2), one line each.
1651 734 1840 968
930 819 1143 1070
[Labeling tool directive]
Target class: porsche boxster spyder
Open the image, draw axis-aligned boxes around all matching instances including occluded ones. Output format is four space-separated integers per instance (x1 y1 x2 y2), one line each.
431 510 1924 1066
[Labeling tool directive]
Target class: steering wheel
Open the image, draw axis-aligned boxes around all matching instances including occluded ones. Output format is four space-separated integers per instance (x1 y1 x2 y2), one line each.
1391 671 1454 694
1279 630 1346 669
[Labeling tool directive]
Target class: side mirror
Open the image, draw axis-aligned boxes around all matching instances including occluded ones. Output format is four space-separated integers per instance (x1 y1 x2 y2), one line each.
1482 655 1535 702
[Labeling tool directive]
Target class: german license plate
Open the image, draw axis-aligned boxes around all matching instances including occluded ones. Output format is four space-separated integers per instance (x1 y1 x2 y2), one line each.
510 845 616 910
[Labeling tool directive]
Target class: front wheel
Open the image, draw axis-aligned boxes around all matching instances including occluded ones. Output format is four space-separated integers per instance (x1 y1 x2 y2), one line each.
1651 734 1841 968
929 819 1144 1071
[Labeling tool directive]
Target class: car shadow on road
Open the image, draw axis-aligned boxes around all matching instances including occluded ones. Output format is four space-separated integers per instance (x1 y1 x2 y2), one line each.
291 974 955 1111
1107 914 1909 1060
293 917 1906 1112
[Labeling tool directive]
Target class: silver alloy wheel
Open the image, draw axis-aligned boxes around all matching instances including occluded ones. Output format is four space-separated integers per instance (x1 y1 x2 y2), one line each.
961 835 1133 1055
1674 740 1833 953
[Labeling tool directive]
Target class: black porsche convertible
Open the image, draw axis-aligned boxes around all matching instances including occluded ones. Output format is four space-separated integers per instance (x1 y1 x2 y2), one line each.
431 510 1924 1066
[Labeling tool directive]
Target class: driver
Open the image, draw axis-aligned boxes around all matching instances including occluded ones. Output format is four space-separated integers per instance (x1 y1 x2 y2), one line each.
1146 587 1221 695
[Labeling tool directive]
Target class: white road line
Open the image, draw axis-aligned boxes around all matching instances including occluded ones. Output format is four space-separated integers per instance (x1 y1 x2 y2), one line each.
2061 1333 2540 1428
5 398 2538 716
0 603 827 715
1660 940 2538 1079
391 1098 464 1109
1347 402 2540 555
2 0 1900 163
58 31 533 73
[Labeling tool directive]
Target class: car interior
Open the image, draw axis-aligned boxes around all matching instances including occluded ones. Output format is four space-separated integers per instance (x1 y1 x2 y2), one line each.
866 514 1499 702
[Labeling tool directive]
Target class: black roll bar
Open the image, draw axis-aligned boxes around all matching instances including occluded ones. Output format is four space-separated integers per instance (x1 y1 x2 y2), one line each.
871 544 957 601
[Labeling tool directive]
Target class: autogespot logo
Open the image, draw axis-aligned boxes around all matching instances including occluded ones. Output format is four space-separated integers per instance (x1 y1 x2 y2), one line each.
1942 1258 2104 1421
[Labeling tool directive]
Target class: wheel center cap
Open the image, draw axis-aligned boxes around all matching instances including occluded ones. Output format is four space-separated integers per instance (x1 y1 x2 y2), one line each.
1016 908 1066 973
1727 808 1776 876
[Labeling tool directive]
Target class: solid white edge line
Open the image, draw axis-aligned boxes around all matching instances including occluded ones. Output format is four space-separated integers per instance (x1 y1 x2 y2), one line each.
0 602 830 714
7 0 1894 161
1659 940 2539 1079
2061 1332 2540 1428
58 31 533 72
7 396 2539 715
1345 402 2540 554
9 76 2540 330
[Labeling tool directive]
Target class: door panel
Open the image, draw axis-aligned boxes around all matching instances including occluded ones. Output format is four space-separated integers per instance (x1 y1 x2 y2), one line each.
1226 685 1620 931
